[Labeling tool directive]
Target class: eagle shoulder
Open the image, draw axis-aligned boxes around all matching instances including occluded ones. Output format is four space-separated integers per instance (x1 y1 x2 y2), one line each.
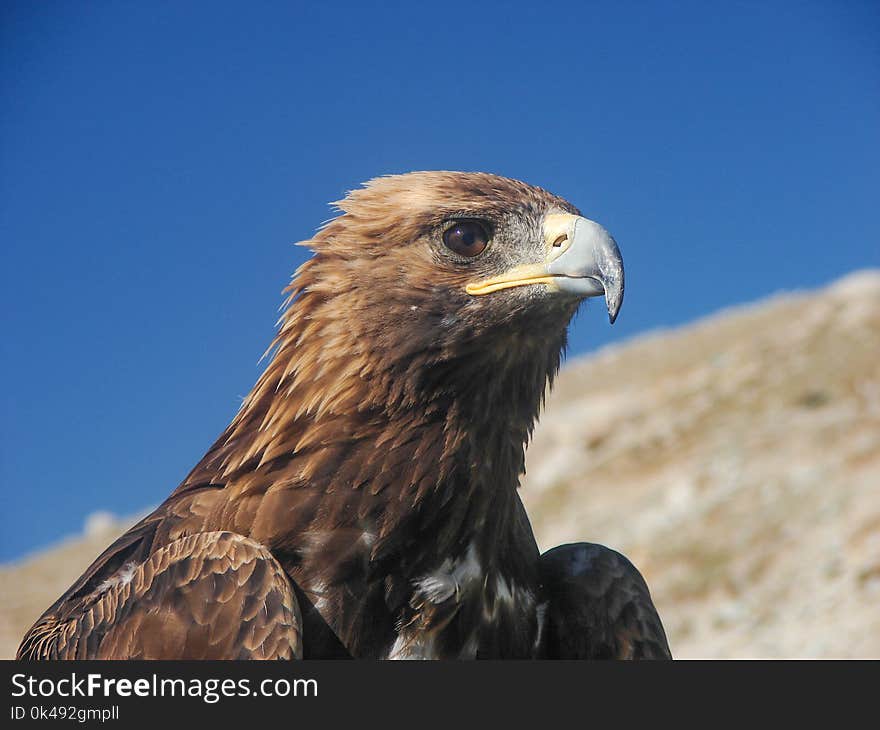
18 531 302 660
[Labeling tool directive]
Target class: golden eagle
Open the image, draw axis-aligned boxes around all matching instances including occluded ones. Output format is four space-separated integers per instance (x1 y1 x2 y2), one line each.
19 172 670 659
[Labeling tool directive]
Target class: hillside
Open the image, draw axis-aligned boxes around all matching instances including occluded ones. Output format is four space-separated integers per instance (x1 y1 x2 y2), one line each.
3 270 878 658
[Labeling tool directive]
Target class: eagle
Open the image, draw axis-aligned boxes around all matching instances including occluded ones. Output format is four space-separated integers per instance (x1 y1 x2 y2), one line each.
18 171 670 660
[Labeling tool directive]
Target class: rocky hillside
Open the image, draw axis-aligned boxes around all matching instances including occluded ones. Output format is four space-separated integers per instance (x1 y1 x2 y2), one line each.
3 271 878 658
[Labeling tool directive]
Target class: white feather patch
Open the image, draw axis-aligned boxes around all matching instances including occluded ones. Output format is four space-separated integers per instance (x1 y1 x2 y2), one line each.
387 632 438 660
533 601 549 652
95 561 138 594
413 543 482 604
308 580 331 614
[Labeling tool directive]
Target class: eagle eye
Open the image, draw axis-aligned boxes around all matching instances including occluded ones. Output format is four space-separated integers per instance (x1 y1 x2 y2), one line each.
442 221 489 258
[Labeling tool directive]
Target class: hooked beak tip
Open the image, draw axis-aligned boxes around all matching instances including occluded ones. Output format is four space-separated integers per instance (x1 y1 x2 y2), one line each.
602 269 624 324
607 291 622 324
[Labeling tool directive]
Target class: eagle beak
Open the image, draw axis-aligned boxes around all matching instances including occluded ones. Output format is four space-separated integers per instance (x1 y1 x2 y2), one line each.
465 213 625 324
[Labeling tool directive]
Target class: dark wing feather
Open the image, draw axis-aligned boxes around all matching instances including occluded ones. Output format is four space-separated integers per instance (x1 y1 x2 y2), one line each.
539 542 671 659
17 531 302 660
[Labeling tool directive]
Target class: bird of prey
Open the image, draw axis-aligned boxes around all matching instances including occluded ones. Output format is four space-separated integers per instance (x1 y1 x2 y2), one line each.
19 171 670 660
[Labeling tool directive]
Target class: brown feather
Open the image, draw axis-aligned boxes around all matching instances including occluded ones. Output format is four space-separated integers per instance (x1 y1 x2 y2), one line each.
18 532 301 659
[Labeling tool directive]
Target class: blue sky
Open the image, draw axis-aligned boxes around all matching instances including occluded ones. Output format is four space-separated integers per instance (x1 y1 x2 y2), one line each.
1 1 878 561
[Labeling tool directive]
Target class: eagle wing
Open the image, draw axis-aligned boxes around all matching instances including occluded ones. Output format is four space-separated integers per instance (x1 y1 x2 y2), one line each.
17 531 302 660
539 542 671 659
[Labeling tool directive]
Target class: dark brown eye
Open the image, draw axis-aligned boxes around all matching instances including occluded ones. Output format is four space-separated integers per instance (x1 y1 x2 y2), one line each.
442 221 489 257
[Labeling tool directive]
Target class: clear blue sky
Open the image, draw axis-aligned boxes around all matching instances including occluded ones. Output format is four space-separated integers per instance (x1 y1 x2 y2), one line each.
1 1 877 561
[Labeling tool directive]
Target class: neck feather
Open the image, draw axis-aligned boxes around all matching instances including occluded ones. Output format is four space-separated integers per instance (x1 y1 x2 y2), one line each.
179 263 570 561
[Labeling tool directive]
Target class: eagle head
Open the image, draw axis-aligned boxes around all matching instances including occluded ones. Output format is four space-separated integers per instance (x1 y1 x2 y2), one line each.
286 172 623 409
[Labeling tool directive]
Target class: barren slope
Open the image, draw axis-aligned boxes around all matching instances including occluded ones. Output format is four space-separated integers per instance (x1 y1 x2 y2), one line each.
522 270 880 657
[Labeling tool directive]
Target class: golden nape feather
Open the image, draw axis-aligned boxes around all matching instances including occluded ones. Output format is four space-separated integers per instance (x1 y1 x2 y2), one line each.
19 171 668 660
